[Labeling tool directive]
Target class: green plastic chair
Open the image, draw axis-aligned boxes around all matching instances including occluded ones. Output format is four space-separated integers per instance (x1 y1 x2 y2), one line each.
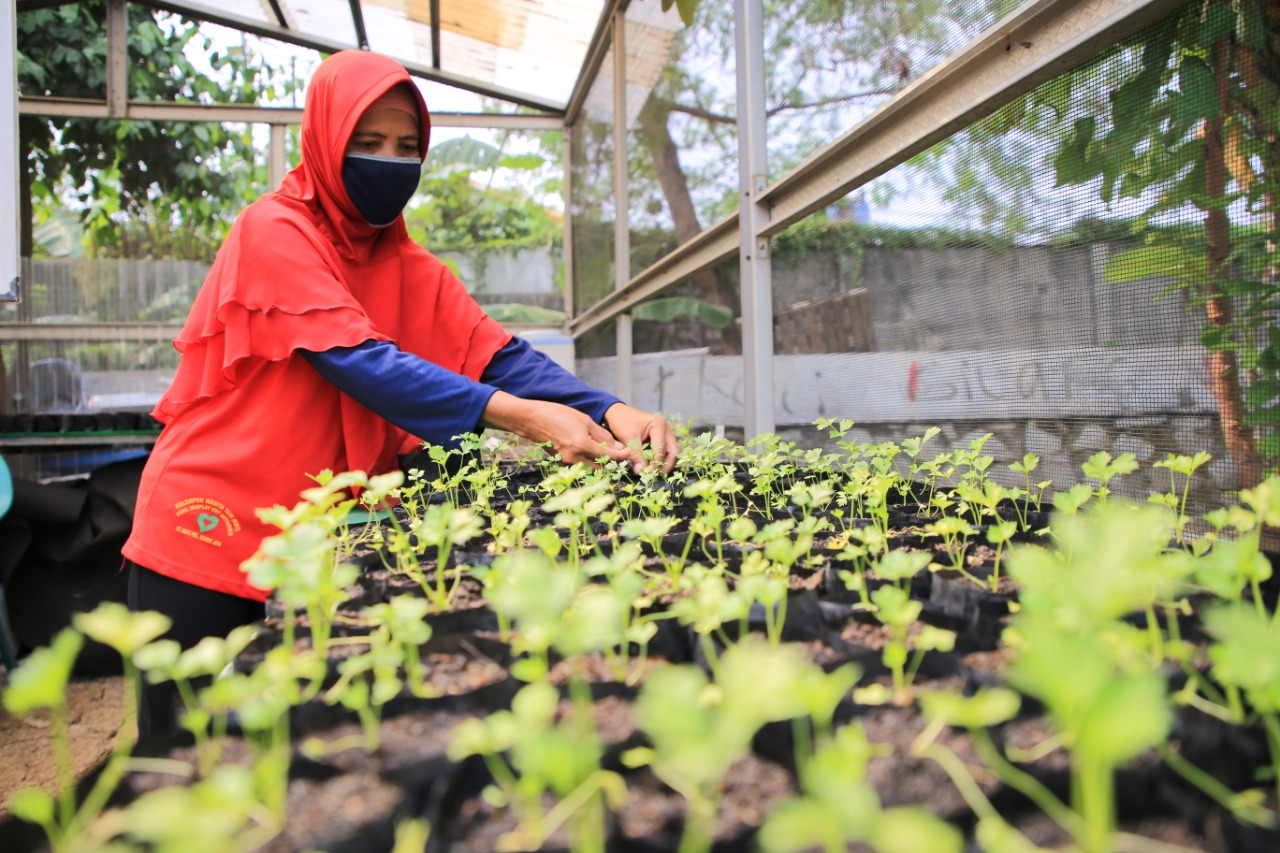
0 454 16 671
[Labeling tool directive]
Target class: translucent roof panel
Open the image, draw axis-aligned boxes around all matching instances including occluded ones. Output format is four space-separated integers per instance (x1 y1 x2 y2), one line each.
581 3 682 129
159 0 608 111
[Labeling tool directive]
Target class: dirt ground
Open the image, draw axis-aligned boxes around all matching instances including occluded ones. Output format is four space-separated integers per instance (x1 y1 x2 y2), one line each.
0 673 130 821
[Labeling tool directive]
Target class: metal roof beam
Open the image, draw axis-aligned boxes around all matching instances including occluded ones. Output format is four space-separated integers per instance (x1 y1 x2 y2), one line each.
430 0 440 70
263 0 289 28
17 96 563 129
563 0 626 127
347 0 369 50
129 0 568 114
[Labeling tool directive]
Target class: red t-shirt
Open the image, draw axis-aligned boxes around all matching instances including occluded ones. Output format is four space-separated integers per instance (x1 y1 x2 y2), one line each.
122 51 510 600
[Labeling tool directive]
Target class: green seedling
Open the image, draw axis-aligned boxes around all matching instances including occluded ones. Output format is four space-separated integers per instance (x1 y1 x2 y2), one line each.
1150 451 1212 544
413 441 479 506
4 605 172 853
1005 618 1174 853
133 623 259 775
620 515 685 579
952 433 994 492
870 549 932 592
197 644 315 821
487 498 534 553
4 627 87 853
318 632 404 753
913 687 1073 852
915 453 955 512
361 596 436 698
744 515 825 644
98 764 280 852
543 477 615 570
410 502 484 607
1009 504 1194 664
760 720 962 853
923 515 978 579
900 427 941 487
985 519 1018 591
625 638 819 853
583 546 663 684
245 469 400 684
1080 450 1138 507
669 563 753 666
834 526 891 609
1193 534 1272 616
954 478 1006 527
863 472 900 539
448 679 623 853
1008 452 1044 528
1051 481 1094 516
865 584 954 703
1204 602 1280 803
484 550 578 681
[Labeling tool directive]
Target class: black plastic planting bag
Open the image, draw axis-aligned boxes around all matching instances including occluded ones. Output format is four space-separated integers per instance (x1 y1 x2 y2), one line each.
1 456 146 673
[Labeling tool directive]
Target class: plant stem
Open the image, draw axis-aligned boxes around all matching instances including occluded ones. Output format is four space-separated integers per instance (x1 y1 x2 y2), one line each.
1076 757 1115 853
1155 742 1274 827
678 789 718 853
51 701 74 836
1144 603 1164 665
972 728 1076 832
1263 713 1280 808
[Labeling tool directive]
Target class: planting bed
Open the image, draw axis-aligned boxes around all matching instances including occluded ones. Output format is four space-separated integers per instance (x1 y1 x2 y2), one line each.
3 427 1280 852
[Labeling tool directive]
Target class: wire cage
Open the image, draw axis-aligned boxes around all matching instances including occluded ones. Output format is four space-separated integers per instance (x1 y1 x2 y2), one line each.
571 0 1279 518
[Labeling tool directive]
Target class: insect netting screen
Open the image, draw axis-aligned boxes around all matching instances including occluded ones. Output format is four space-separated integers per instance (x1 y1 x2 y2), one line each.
764 2 1278 515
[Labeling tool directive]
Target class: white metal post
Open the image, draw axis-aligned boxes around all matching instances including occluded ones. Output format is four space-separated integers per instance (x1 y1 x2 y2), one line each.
562 128 575 324
268 123 287 190
734 0 774 438
0 0 18 305
611 9 633 401
106 0 128 118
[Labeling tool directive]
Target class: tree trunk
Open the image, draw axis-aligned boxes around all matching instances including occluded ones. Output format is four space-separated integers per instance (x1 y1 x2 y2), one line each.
1205 38 1264 490
638 97 742 355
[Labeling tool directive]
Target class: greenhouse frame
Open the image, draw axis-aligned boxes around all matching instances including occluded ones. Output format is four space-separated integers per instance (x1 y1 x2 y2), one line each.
2 1 1280 850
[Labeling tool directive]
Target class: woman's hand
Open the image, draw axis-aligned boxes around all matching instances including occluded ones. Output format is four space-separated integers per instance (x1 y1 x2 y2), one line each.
480 391 632 467
603 403 680 474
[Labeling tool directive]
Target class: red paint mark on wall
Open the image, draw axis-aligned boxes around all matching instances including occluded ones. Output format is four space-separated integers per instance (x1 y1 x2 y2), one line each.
907 361 920 401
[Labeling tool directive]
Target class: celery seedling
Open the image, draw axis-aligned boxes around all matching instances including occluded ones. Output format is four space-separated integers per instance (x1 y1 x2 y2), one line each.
627 638 815 853
866 584 954 703
760 722 963 853
1150 451 1212 543
3 628 86 853
448 680 622 853
1203 602 1280 804
1080 450 1138 507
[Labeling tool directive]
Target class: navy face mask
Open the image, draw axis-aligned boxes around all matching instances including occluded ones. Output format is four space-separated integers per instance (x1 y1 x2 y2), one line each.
342 153 422 227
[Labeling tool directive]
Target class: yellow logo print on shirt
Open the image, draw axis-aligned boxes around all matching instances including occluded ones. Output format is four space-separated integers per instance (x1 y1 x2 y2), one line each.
173 497 242 548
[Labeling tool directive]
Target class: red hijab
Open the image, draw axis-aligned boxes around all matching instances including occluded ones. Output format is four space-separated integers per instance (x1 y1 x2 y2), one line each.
126 51 510 600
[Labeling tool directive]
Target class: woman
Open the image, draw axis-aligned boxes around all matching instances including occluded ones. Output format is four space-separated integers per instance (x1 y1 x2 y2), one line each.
122 50 679 735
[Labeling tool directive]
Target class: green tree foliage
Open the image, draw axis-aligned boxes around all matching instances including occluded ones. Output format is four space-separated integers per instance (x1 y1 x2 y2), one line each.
404 135 560 254
996 1 1278 482
17 1 290 260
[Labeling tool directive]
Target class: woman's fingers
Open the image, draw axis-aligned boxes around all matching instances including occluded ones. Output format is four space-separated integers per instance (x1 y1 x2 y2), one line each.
603 403 682 473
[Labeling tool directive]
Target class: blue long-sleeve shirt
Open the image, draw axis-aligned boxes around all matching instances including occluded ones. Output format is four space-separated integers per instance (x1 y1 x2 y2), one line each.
299 336 621 447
